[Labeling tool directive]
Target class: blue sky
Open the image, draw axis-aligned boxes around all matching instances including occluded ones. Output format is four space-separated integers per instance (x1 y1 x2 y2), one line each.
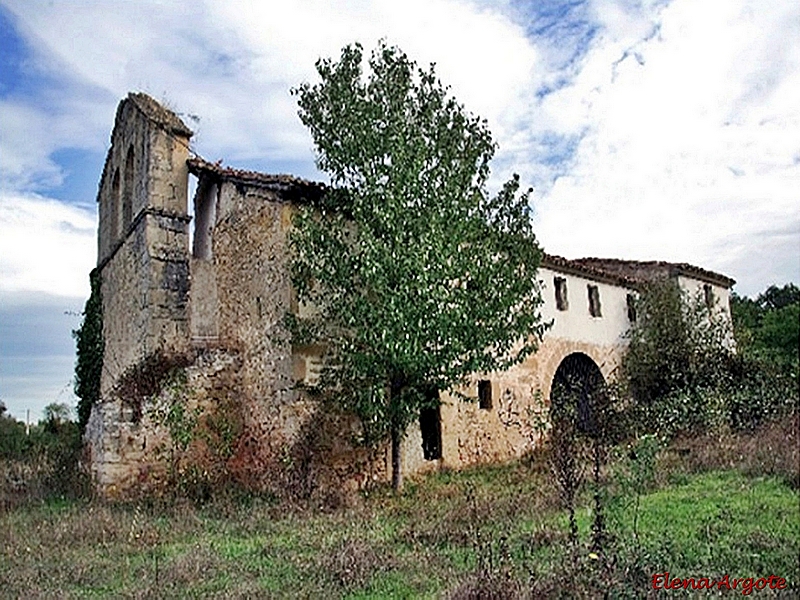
1 0 798 422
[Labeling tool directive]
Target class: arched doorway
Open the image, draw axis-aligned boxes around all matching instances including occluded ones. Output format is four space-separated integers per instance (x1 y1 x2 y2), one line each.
549 352 610 549
550 352 607 438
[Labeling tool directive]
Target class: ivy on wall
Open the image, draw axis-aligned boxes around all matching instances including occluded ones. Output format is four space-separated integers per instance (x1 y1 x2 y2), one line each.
73 268 104 433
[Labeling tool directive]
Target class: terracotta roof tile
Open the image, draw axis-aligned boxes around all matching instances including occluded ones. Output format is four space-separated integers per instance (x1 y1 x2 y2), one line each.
187 157 325 202
542 254 735 288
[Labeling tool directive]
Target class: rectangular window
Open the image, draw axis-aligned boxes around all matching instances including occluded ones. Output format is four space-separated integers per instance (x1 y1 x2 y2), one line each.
703 284 714 309
554 277 568 311
478 380 492 410
626 293 636 322
588 285 602 317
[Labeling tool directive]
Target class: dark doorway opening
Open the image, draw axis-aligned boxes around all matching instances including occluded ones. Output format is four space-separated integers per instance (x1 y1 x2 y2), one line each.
550 353 606 438
420 391 442 460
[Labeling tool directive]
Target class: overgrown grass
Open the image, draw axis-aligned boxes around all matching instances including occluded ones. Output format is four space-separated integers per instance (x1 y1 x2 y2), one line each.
1 419 798 598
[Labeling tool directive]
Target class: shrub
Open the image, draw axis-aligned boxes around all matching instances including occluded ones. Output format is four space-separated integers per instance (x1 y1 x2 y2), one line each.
622 280 798 437
0 404 90 509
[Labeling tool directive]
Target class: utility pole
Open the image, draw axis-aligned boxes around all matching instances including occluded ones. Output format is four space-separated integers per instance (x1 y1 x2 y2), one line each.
26 409 30 436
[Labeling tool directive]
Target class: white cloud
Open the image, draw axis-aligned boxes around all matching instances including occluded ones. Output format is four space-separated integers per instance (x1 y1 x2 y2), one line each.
0 90 118 193
3 0 538 170
1 0 798 297
525 0 800 295
0 193 95 298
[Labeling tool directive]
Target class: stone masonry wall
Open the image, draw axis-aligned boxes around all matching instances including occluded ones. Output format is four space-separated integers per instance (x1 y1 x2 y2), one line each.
88 94 731 500
87 95 193 494
438 336 624 471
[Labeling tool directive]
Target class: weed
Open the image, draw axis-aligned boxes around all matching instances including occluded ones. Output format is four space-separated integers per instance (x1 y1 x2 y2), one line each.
1 419 797 597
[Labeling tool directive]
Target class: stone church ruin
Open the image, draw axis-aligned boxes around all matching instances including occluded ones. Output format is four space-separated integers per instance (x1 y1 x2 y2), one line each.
84 93 735 498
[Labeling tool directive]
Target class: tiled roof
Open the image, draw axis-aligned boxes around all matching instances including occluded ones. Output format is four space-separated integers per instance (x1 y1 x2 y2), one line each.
186 155 735 289
542 254 636 288
187 157 325 202
542 254 735 289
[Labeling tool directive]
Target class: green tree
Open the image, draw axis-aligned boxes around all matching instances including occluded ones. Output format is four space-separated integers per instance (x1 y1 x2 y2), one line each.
290 42 547 490
622 280 733 434
732 283 799 365
625 280 798 434
0 401 29 460
758 302 799 364
759 283 800 312
73 268 104 433
42 402 71 434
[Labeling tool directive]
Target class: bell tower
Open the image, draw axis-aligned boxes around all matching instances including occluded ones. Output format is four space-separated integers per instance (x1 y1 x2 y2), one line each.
95 93 194 392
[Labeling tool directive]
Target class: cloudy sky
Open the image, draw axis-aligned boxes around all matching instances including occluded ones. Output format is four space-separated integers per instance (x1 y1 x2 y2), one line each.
1 0 798 422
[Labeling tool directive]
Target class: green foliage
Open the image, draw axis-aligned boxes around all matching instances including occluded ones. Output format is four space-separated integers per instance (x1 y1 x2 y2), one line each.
622 280 736 434
73 268 104 433
623 280 798 435
623 280 732 420
731 283 799 366
290 42 547 465
0 401 28 460
43 402 71 433
728 283 799 429
759 302 800 362
1 404 89 506
724 353 797 430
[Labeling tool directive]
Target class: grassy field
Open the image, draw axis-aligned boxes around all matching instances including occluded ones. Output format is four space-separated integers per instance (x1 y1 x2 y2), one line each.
2 426 799 600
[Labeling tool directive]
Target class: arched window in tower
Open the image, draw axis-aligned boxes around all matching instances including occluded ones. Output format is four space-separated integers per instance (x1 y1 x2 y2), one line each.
122 146 134 230
110 167 120 239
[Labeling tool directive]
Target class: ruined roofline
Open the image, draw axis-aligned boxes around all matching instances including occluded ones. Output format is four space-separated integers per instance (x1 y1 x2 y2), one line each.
127 92 194 137
187 157 325 203
95 93 193 205
543 254 736 289
573 257 736 289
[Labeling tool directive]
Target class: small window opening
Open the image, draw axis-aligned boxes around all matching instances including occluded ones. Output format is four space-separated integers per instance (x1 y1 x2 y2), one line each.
554 277 569 311
478 380 492 410
122 146 134 230
588 285 602 317
703 284 714 309
626 293 637 322
420 405 442 460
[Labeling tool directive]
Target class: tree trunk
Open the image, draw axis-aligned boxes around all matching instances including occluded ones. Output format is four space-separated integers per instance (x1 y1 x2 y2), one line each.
391 422 403 492
390 376 404 492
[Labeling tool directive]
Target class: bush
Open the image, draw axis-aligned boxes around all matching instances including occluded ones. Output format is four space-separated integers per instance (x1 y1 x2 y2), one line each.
1 404 90 510
622 280 798 437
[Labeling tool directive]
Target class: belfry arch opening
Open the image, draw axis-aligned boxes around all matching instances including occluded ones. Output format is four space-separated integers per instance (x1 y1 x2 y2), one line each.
110 168 120 239
122 145 134 229
550 353 607 438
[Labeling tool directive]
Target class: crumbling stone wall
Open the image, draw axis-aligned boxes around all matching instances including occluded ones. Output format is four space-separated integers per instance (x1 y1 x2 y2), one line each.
439 337 622 470
87 94 193 493
86 93 734 501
